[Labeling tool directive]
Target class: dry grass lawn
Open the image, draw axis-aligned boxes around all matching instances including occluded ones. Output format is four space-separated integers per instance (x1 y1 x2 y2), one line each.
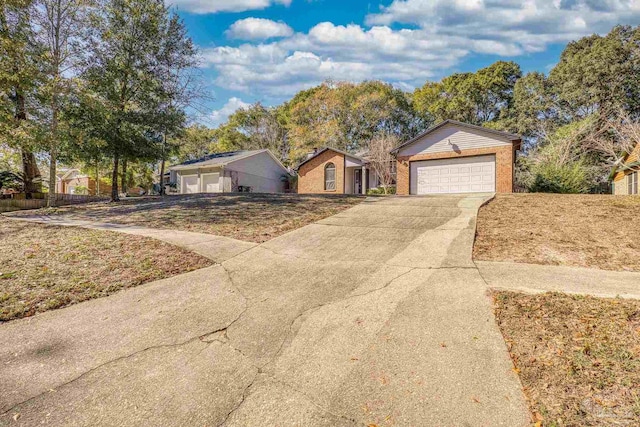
13 193 364 243
0 217 212 322
474 194 640 271
494 291 640 427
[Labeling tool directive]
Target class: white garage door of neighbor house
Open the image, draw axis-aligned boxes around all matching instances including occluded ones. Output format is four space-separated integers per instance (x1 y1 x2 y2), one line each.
202 173 220 193
182 175 199 194
411 155 496 194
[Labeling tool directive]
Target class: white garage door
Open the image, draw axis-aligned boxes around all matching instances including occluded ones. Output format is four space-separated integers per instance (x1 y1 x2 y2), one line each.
202 172 220 193
411 155 496 194
181 175 199 194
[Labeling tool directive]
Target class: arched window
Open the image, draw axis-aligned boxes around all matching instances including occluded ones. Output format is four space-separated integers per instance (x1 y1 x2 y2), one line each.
324 162 336 191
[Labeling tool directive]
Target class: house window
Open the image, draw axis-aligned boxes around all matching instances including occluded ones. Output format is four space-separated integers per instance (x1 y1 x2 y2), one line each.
324 163 336 191
629 171 639 195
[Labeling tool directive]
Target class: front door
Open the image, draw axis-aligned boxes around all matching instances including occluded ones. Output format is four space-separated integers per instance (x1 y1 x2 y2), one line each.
354 169 362 194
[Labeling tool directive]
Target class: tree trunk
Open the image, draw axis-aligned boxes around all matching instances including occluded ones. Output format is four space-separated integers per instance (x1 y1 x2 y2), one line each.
121 158 128 195
48 147 57 206
159 133 166 196
95 161 100 196
111 153 120 202
15 89 42 195
47 95 59 207
21 150 42 196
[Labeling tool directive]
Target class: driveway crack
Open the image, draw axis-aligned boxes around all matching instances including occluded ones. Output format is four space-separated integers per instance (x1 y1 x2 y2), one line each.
264 267 416 369
1 265 252 418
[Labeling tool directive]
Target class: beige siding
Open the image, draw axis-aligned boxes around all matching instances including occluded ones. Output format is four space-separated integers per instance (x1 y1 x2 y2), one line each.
614 175 629 195
397 124 512 157
226 151 288 193
344 167 355 194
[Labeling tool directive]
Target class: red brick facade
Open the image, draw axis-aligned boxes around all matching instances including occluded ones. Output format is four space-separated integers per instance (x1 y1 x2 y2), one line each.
298 150 345 194
396 145 516 195
58 176 111 196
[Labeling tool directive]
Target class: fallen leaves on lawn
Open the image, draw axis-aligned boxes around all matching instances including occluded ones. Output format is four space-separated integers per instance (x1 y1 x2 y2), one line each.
475 194 640 272
0 218 212 321
494 291 640 427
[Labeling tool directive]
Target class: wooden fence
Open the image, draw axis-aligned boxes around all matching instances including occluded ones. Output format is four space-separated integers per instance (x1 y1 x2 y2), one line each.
0 194 108 212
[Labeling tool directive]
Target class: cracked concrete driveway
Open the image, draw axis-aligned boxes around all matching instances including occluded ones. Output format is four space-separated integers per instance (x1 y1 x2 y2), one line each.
0 195 530 427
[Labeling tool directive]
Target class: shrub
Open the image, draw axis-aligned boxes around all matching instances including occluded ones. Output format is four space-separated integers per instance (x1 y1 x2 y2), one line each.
367 186 396 195
73 185 89 195
529 161 593 193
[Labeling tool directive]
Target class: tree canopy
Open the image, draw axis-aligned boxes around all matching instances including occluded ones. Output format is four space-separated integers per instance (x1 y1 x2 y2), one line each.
2 10 638 197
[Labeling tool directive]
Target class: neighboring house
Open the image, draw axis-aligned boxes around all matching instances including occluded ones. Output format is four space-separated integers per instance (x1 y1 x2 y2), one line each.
168 149 290 194
612 143 640 195
296 147 383 194
56 169 110 196
392 120 521 195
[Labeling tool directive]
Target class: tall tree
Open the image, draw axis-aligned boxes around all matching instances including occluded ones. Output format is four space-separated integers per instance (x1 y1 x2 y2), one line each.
287 81 426 163
73 0 168 201
156 10 198 195
0 0 43 194
174 123 215 163
549 25 640 119
213 102 289 162
414 61 521 128
512 72 561 142
34 0 90 205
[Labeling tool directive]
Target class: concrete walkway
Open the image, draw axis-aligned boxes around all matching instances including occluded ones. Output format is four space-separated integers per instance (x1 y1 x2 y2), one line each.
0 195 531 427
477 261 640 300
2 215 256 263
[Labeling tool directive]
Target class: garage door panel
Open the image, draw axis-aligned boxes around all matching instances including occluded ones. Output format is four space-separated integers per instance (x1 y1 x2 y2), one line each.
181 175 199 194
202 173 220 193
411 155 496 194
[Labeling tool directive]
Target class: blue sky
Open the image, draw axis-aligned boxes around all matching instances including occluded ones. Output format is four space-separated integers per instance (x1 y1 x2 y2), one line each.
170 0 640 127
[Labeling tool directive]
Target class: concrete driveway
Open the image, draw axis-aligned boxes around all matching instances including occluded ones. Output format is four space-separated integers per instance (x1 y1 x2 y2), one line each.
0 195 530 427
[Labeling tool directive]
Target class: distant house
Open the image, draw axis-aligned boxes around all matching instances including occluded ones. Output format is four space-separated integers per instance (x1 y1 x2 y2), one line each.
612 143 640 195
296 147 384 195
168 149 291 194
56 169 110 196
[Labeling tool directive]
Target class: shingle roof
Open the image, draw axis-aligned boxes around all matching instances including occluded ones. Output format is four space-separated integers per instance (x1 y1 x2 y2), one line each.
295 147 367 171
169 150 263 170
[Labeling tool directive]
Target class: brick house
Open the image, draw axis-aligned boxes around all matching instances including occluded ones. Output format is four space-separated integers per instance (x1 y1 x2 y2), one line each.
392 120 521 195
56 169 110 196
297 120 521 195
296 148 383 195
612 143 639 195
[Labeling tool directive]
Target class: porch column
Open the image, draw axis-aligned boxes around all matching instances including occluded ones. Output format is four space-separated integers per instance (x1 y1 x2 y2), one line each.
361 166 367 195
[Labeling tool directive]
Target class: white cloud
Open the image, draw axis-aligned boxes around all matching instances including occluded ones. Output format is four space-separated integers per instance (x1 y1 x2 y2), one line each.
209 97 251 126
227 18 293 40
199 1 640 98
201 22 506 96
366 0 640 51
170 0 291 14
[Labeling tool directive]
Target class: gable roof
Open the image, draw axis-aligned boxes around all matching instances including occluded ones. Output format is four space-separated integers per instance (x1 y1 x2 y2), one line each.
296 147 367 171
610 142 640 180
390 120 521 154
169 149 290 174
58 168 84 181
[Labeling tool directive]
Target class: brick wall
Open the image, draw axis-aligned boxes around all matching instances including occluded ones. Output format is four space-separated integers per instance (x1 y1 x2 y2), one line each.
396 145 516 195
297 150 345 194
62 177 111 196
